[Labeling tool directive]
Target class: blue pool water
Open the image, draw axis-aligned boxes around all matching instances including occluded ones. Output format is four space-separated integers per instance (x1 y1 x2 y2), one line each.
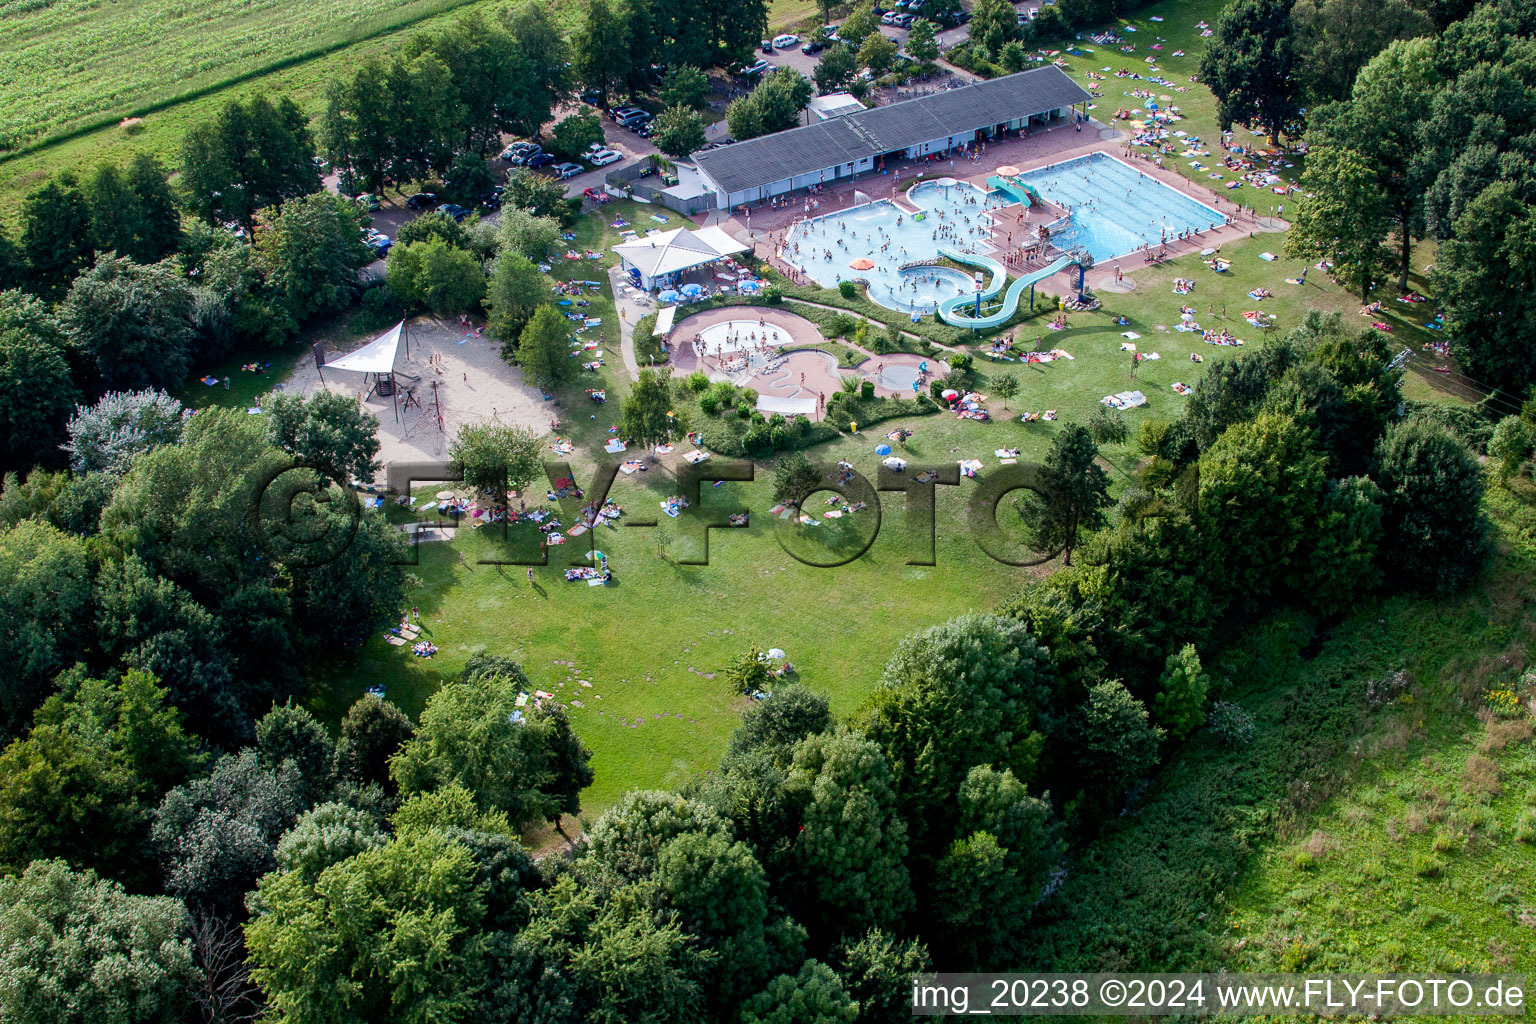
867 265 973 314
1012 153 1225 261
785 182 1005 313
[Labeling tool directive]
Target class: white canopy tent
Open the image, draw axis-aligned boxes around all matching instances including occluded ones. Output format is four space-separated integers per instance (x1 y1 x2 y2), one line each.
612 226 750 290
322 320 410 420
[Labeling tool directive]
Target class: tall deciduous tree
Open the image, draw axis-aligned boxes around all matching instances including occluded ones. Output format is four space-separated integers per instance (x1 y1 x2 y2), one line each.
487 252 550 349
83 154 183 266
264 390 382 484
971 0 1021 58
1284 144 1393 301
390 669 592 826
1290 0 1431 104
620 368 684 451
253 192 370 324
662 65 711 110
1197 412 1326 603
516 304 578 391
783 730 913 940
449 421 543 498
861 613 1051 860
653 106 708 159
1199 0 1302 142
19 173 94 300
334 693 415 790
64 388 185 475
1372 415 1490 594
0 325 77 472
573 0 633 104
814 44 859 93
906 18 940 64
62 254 197 392
386 237 486 317
246 829 489 1024
1023 423 1110 566
181 94 321 229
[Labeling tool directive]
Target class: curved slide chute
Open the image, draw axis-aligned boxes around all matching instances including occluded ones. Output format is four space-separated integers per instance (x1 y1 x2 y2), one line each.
935 248 1073 329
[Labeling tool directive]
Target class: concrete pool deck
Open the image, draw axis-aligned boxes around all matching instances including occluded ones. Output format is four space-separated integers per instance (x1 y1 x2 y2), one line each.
668 306 953 416
706 119 1285 312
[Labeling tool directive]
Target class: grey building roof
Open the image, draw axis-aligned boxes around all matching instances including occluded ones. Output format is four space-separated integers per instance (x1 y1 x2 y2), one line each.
691 65 1091 196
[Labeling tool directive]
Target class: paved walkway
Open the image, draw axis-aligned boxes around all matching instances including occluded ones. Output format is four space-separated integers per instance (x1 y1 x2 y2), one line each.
608 264 645 378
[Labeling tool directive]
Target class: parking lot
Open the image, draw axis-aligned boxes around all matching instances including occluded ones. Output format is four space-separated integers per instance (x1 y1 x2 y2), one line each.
345 5 1019 263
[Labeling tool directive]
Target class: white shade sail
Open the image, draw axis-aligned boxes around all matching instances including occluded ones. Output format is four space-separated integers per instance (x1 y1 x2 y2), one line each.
326 321 403 373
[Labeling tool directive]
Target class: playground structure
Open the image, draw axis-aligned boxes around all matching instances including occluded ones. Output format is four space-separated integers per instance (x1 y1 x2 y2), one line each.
935 249 1076 329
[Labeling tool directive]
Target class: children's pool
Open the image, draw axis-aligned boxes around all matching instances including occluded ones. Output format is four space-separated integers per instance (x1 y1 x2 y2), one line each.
785 181 1006 313
1010 152 1225 261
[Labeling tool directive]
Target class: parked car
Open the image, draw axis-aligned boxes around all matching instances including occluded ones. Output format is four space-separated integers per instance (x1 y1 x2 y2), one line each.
405 192 437 210
502 141 538 161
610 106 646 121
881 10 898 22
511 146 544 166
527 152 556 168
893 13 915 26
440 203 471 221
761 38 774 53
478 188 503 210
635 122 654 137
553 162 583 180
583 187 611 204
580 89 603 105
589 148 622 166
802 40 824 54
616 110 652 128
821 24 839 38
740 59 771 76
355 193 380 211
772 33 799 47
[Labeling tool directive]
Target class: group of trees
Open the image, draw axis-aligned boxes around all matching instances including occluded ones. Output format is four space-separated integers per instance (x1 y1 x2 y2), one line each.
0 389 398 743
318 8 572 195
1223 0 1536 393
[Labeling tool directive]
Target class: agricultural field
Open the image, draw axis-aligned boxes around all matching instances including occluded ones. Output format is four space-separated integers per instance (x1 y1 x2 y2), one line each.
0 0 482 152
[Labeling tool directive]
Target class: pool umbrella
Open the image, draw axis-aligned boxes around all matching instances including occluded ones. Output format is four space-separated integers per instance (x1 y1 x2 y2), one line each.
681 283 704 297
739 280 761 292
996 165 1020 176
849 257 875 270
875 443 892 455
436 490 456 500
882 456 907 471
658 289 680 302
767 648 786 659
936 176 958 188
941 388 959 401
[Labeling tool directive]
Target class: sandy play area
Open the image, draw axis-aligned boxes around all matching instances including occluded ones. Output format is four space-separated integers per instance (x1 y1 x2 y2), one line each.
279 317 552 478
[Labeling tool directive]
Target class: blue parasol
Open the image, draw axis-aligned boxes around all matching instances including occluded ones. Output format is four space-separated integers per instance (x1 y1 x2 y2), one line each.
658 289 681 303
875 443 892 455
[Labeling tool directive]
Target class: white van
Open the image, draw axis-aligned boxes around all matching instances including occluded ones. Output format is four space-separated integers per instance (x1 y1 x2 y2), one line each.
773 33 799 48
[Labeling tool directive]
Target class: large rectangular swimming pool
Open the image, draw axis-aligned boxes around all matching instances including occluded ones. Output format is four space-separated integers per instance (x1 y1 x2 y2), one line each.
1012 152 1225 261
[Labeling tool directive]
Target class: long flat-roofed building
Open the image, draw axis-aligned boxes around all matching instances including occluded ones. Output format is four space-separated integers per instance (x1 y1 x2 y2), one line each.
679 65 1092 210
